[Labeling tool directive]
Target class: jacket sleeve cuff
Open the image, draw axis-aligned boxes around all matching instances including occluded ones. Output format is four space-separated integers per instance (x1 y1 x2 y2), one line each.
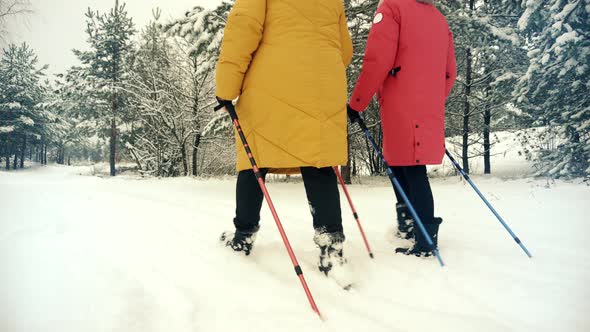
349 94 370 112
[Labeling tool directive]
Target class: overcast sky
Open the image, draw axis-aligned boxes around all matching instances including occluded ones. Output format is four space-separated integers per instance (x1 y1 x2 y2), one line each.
4 0 223 76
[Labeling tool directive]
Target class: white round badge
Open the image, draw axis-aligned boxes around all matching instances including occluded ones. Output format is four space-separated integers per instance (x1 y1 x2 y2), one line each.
373 13 383 24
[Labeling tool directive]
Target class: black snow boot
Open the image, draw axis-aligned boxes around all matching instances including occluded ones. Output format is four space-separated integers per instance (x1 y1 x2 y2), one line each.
395 217 442 257
315 231 346 275
313 230 353 289
220 225 260 256
395 203 414 240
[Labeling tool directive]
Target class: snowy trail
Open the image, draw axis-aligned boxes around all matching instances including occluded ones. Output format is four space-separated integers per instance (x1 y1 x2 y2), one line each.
1 166 589 332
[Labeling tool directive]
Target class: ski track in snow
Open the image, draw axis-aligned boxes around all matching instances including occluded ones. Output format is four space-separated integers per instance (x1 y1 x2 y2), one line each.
1 165 589 332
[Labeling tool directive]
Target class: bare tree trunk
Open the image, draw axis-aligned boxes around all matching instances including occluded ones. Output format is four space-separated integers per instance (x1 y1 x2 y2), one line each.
341 164 352 184
364 135 375 175
461 0 475 175
192 132 201 176
378 124 384 173
180 142 188 176
4 136 10 170
156 143 162 177
59 146 65 165
484 105 491 174
19 135 26 168
462 47 472 175
43 143 47 165
68 156 71 166
342 136 352 184
110 0 119 177
13 147 18 170
366 123 385 175
110 117 117 176
29 143 32 160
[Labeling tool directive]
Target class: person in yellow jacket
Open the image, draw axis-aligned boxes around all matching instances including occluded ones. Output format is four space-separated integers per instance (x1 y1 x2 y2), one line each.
215 0 353 277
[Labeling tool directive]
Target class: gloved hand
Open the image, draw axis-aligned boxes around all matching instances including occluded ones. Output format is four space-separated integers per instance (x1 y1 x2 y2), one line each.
214 97 233 112
347 104 362 124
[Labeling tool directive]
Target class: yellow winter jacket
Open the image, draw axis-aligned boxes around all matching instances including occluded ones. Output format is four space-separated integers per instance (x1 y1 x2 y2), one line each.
215 0 353 173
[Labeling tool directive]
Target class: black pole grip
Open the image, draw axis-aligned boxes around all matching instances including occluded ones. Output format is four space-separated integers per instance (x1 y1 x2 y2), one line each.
357 117 369 132
225 103 239 121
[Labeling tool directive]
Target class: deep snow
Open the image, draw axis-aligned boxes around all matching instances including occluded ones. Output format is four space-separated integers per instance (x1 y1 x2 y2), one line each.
1 165 589 332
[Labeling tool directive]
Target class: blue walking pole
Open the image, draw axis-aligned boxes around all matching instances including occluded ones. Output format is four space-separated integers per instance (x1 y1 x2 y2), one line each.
445 150 533 258
356 119 445 267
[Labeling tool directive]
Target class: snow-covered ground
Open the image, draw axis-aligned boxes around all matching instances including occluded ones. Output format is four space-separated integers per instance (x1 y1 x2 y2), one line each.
1 164 589 332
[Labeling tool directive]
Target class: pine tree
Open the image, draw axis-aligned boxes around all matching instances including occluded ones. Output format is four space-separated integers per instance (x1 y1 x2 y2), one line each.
74 0 135 176
47 64 104 165
0 43 46 169
516 0 590 178
40 75 91 165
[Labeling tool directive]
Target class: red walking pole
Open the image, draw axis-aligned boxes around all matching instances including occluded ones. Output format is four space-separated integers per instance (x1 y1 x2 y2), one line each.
218 102 322 319
333 167 374 259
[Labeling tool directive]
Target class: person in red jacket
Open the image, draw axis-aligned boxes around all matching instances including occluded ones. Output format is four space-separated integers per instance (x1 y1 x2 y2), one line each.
348 0 456 256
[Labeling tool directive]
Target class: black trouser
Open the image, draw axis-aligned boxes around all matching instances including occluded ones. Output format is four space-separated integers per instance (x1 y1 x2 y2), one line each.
234 167 343 234
391 165 435 225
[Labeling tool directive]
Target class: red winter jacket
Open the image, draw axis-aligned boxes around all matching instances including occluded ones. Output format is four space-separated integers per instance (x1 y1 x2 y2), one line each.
350 0 456 166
